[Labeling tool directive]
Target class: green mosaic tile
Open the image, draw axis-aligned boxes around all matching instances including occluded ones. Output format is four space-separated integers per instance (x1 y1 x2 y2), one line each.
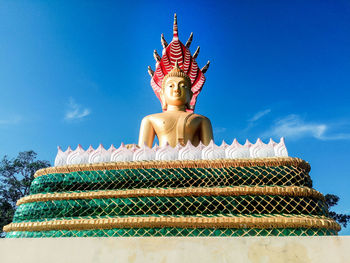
30 166 312 194
12 195 328 223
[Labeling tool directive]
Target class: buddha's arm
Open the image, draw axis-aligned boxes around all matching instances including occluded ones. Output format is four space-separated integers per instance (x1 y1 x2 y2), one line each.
200 117 214 145
138 117 156 148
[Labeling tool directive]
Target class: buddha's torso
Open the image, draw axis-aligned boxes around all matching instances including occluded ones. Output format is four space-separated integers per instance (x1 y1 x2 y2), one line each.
145 111 206 147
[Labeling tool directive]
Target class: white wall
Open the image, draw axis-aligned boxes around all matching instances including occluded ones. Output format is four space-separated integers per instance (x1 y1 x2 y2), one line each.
1 236 349 263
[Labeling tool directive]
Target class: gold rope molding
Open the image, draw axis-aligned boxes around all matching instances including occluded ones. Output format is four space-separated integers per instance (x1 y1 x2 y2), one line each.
16 186 324 206
4 215 340 232
34 157 310 178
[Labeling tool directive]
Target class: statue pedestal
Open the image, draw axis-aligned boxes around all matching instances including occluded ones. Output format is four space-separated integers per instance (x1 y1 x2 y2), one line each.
1 236 349 263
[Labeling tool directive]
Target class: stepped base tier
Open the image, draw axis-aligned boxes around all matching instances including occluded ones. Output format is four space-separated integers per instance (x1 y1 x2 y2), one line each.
4 157 340 237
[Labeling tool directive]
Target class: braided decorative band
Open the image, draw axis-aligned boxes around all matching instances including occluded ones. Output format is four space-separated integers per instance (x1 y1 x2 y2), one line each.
16 186 324 206
34 157 310 178
4 215 340 232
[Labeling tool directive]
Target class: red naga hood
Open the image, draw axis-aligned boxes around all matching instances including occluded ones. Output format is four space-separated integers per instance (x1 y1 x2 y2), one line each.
148 14 210 112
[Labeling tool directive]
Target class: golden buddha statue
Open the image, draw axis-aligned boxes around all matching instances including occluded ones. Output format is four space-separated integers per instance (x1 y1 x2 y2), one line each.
138 14 213 148
138 63 213 148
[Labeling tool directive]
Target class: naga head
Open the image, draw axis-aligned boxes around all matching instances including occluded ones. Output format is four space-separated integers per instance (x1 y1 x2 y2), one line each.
148 14 210 112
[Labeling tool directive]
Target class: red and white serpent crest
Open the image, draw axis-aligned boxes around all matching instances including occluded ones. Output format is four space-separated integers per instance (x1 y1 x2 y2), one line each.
149 14 209 112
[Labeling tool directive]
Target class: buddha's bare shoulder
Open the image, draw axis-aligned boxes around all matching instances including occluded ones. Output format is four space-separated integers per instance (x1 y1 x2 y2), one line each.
191 113 210 120
141 112 166 121
140 113 166 126
190 113 212 125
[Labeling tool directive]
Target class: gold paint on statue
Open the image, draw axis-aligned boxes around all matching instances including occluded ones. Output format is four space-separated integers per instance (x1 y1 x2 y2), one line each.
139 63 213 147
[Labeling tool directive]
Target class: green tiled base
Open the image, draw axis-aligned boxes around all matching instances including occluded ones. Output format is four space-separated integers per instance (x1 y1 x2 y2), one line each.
7 163 337 238
30 166 311 194
13 195 328 222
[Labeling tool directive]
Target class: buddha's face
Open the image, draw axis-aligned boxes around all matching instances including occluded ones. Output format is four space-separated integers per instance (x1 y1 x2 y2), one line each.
162 76 192 107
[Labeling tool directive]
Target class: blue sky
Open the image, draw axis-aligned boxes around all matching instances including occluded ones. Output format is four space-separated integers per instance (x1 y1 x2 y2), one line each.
1 1 349 234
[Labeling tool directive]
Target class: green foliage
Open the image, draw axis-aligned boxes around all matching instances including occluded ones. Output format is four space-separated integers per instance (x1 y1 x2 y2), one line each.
325 194 350 228
0 151 50 237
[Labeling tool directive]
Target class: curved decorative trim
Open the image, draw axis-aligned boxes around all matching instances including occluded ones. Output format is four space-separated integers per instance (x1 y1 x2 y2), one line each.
4 214 340 232
5 227 338 238
16 186 323 206
34 157 310 178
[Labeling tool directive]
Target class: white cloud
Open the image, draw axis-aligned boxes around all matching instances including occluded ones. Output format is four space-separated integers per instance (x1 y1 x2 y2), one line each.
0 115 22 125
248 109 271 122
263 114 350 140
243 109 272 132
64 98 91 121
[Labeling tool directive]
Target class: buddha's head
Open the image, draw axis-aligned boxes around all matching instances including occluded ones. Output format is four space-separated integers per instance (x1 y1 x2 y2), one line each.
160 63 192 111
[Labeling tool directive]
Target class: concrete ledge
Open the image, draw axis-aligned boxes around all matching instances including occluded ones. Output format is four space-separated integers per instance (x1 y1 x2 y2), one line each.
1 236 349 263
